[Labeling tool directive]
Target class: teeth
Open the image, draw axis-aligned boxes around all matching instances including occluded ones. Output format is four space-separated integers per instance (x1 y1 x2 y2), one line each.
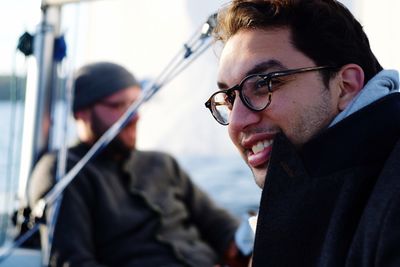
252 142 264 154
251 140 273 154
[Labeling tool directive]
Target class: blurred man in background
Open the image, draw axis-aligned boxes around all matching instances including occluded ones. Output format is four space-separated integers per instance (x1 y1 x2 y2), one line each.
29 62 249 267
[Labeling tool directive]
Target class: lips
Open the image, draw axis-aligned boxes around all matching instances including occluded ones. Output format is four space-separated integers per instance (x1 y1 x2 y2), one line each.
243 138 274 168
252 140 273 154
247 140 272 167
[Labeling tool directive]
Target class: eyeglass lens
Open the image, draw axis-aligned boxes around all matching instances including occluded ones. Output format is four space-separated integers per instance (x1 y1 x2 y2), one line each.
211 74 271 124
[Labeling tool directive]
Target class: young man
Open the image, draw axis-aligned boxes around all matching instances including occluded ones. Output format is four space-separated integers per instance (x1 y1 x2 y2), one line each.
29 62 248 267
205 0 400 266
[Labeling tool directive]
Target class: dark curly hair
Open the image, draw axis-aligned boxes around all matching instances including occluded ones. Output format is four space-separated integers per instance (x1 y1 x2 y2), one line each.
214 0 382 85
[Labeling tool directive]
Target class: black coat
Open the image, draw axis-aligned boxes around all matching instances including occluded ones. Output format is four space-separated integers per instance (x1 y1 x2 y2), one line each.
252 93 400 266
29 147 239 267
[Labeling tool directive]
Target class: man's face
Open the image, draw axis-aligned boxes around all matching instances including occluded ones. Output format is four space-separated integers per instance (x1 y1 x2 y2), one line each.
217 28 340 188
89 86 141 150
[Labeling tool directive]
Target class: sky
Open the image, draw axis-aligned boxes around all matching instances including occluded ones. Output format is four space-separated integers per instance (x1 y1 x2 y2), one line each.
0 1 42 75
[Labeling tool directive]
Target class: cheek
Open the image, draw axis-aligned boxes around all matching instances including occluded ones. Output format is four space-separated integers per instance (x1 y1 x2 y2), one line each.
284 95 334 145
104 113 125 130
265 94 307 136
97 109 121 126
265 96 294 125
228 126 242 150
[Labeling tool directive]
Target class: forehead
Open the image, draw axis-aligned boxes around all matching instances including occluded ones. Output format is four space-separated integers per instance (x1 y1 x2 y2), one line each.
217 28 315 87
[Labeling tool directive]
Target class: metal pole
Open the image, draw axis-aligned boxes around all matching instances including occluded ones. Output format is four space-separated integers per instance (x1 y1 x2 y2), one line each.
17 3 61 226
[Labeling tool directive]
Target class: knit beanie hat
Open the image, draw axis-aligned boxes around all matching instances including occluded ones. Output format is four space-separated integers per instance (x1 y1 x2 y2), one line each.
72 62 139 112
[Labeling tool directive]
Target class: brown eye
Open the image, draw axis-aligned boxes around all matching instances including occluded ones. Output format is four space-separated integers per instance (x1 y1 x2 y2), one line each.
244 76 269 97
253 78 269 95
254 78 268 89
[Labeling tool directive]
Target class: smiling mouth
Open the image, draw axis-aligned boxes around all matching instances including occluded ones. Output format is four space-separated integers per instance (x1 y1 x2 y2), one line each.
252 139 273 154
247 139 273 167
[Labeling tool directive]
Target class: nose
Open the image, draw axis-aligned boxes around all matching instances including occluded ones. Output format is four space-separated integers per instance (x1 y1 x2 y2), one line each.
229 96 260 131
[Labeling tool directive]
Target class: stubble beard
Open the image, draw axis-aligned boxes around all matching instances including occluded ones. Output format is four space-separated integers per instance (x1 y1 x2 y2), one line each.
90 111 133 158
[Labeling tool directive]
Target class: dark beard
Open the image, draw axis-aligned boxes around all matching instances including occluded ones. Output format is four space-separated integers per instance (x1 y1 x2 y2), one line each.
105 137 131 159
90 111 132 160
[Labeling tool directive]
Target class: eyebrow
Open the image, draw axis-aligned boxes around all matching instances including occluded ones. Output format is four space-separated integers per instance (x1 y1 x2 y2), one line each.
246 60 285 76
217 59 286 89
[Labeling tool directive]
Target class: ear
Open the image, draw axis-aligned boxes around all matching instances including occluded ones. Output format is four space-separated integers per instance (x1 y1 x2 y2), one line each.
74 108 94 143
336 64 365 111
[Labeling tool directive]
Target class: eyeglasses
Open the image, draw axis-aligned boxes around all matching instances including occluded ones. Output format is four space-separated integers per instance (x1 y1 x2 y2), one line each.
204 66 333 125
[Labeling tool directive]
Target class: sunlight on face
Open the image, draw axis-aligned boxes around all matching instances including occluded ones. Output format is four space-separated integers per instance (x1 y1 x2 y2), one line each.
218 29 338 188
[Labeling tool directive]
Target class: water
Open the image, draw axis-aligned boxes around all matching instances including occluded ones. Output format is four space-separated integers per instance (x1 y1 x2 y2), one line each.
0 101 262 246
0 101 25 246
177 155 261 216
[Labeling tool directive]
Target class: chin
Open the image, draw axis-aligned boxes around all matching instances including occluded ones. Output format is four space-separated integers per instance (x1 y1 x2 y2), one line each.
126 143 135 150
252 168 267 189
121 140 135 150
119 132 136 149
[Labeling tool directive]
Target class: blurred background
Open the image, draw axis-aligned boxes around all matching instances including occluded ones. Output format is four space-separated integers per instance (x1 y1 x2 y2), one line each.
0 0 399 221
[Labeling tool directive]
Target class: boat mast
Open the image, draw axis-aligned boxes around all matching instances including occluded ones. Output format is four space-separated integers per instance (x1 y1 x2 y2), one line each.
17 0 99 206
18 3 62 205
